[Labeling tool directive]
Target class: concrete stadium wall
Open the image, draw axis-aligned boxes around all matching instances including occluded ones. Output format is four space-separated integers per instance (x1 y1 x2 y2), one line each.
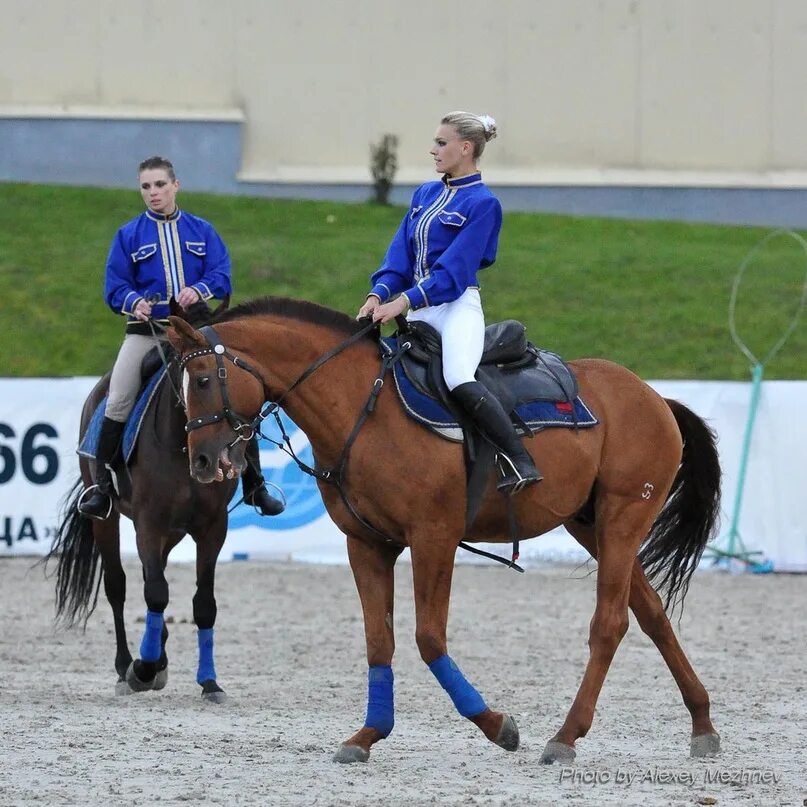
3 1 807 223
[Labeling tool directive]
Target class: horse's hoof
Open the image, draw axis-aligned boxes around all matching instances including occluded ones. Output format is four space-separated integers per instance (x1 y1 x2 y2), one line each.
153 668 168 691
540 739 576 765
125 662 155 692
691 732 721 758
332 743 370 764
114 678 134 696
201 680 227 704
493 714 520 752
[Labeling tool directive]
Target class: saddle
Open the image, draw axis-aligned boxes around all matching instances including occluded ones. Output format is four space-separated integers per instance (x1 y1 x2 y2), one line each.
78 361 170 466
389 317 596 531
397 318 579 431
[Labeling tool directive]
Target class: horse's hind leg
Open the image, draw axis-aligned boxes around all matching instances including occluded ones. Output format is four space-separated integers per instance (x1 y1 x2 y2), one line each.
409 535 519 754
564 520 720 758
628 561 720 756
541 496 657 764
93 515 133 691
333 535 402 764
191 513 227 704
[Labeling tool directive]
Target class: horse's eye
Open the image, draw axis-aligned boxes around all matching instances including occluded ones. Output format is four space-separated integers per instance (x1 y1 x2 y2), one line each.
197 376 210 389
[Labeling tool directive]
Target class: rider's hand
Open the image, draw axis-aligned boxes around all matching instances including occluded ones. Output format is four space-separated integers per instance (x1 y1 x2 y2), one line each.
134 299 153 321
372 294 410 324
356 294 381 320
176 287 201 309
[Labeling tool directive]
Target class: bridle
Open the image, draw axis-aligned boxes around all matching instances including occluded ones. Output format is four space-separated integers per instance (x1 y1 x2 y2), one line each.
179 325 267 447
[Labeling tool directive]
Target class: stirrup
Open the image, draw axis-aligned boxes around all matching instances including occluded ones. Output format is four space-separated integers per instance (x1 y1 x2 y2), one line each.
244 480 286 516
77 484 114 521
496 455 541 497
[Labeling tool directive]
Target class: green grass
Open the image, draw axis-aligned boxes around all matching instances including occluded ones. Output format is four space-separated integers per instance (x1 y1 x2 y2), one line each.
2 182 805 379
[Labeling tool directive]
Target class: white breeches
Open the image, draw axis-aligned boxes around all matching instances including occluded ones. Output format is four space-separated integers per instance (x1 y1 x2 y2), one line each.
408 287 484 390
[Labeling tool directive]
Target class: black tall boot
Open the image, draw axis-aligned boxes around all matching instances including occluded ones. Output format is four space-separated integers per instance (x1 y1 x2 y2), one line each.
452 381 543 495
78 416 125 520
242 438 285 516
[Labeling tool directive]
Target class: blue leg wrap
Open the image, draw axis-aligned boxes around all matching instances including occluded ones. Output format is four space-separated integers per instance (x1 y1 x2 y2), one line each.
139 610 164 663
363 665 394 737
428 654 487 718
197 628 217 685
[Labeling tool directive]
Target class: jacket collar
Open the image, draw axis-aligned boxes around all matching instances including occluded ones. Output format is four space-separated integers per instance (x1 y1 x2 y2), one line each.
145 207 182 222
443 172 483 189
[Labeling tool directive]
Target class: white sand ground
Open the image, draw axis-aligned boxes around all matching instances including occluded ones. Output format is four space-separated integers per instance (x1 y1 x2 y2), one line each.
0 556 804 807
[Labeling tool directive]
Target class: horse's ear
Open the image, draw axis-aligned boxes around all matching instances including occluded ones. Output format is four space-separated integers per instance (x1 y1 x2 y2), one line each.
166 315 207 352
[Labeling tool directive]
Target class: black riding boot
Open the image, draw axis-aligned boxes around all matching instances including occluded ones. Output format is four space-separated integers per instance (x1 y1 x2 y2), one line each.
452 381 543 495
78 416 125 520
242 438 285 516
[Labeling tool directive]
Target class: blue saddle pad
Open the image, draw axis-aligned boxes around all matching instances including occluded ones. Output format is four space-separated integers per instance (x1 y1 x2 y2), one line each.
78 368 168 462
387 344 598 442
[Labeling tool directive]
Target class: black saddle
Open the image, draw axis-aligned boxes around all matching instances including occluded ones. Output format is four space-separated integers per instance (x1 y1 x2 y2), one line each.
398 318 579 424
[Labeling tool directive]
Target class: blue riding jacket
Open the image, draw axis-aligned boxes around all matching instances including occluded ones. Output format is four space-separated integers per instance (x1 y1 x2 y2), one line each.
369 173 502 310
104 208 232 328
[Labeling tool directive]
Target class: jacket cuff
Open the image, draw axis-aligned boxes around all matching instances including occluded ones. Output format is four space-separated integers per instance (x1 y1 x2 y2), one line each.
402 284 428 310
369 282 392 303
190 283 211 301
121 292 143 316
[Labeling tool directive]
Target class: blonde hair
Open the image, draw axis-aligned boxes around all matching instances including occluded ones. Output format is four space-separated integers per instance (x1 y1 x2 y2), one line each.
440 111 498 159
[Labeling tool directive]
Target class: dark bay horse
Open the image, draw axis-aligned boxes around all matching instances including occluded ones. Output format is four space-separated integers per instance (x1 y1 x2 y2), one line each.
167 296 722 762
47 304 238 702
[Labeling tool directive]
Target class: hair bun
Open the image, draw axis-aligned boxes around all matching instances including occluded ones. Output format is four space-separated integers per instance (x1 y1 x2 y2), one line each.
477 114 498 141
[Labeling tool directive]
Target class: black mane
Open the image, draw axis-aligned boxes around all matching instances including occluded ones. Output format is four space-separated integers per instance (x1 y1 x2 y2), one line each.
214 296 373 339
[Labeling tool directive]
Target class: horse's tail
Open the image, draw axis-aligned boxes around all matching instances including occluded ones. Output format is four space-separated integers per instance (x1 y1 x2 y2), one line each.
42 478 103 626
638 398 722 612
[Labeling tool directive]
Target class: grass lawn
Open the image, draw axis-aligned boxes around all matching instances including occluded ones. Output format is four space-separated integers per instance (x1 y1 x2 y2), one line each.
1 182 805 379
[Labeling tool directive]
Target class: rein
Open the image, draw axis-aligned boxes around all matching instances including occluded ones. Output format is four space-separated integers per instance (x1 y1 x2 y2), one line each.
179 318 523 571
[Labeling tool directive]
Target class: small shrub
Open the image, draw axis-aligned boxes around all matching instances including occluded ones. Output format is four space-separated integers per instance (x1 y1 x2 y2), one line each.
369 134 399 205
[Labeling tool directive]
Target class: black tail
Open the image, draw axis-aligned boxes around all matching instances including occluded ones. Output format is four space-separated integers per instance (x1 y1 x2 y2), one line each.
42 479 103 626
638 399 722 612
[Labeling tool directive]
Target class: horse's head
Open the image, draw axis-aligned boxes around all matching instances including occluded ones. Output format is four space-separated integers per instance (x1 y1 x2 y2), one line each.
167 316 266 484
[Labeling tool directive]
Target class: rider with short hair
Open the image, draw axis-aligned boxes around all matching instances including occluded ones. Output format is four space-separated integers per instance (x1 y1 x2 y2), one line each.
357 112 541 494
79 156 284 519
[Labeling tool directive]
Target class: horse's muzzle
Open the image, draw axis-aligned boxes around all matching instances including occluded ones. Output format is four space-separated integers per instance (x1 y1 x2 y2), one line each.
191 444 247 484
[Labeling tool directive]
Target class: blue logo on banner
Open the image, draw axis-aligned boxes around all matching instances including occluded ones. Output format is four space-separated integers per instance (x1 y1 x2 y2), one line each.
228 412 326 530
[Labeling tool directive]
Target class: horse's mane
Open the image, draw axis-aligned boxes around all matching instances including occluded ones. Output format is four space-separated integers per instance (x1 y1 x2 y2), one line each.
214 296 374 340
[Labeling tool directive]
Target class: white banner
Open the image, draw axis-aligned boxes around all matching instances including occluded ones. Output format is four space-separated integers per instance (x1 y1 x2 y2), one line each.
1 377 805 571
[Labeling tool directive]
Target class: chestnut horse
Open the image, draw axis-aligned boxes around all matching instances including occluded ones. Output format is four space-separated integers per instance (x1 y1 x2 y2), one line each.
167 296 722 763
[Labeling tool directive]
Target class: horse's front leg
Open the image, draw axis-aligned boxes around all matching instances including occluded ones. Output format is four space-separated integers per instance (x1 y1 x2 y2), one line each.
410 537 519 753
125 531 170 693
191 513 228 703
333 535 402 764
